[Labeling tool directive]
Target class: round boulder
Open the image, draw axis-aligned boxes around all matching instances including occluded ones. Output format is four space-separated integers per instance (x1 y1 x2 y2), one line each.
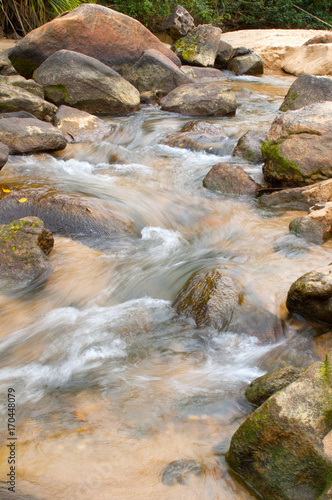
123 49 192 95
160 82 237 116
227 52 264 75
286 263 332 324
280 74 332 112
173 268 242 330
8 3 180 78
203 163 260 195
33 50 140 115
0 114 66 154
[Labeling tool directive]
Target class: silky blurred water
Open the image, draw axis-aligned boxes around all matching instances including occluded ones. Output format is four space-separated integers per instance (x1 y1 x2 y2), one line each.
0 73 331 499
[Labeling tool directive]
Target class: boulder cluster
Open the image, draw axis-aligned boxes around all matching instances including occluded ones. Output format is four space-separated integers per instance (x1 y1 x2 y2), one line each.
0 4 332 498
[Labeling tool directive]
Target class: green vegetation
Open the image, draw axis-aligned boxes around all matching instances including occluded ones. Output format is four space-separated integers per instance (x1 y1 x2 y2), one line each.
0 0 331 36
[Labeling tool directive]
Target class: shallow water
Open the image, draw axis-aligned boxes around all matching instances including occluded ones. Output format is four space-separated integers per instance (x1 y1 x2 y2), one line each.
0 72 331 499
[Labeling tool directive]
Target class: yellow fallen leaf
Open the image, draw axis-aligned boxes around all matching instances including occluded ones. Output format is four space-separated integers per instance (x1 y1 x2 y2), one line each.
18 198 27 203
2 188 10 193
86 207 92 213
179 143 184 146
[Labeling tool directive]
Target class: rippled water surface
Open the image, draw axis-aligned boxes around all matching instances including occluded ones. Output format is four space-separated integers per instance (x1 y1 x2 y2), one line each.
0 73 331 499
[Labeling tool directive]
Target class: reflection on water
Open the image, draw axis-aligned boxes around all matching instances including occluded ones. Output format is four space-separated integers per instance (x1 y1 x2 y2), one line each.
0 73 330 499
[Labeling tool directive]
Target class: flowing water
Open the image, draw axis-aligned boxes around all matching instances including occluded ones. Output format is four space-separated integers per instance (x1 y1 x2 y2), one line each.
0 73 331 499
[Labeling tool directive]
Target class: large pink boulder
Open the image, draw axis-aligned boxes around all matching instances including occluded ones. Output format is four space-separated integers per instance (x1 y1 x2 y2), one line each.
8 4 181 78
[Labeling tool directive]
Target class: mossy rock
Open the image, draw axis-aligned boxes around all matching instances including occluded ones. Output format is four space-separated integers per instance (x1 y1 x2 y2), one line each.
172 24 222 67
245 365 304 406
262 102 332 188
226 354 332 499
0 216 53 294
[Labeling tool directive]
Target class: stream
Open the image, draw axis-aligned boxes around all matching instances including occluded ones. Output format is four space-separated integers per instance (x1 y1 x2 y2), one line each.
0 72 331 499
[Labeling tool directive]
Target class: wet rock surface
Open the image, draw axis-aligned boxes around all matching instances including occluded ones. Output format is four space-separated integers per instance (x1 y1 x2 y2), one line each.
8 3 180 78
0 188 139 238
162 120 229 154
245 365 304 406
286 263 332 324
53 105 114 143
161 459 203 485
0 83 56 121
233 130 266 163
173 268 241 330
289 202 332 244
259 179 332 211
226 355 332 500
33 50 140 115
160 82 237 116
0 217 54 294
203 163 260 196
0 115 66 154
262 101 332 187
280 74 332 112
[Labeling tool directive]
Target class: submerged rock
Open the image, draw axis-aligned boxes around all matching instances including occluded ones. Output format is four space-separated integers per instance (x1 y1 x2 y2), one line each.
162 120 229 154
0 115 66 154
280 74 332 112
286 263 332 324
262 101 332 187
226 354 332 499
161 5 195 41
289 202 332 244
203 163 260 196
123 49 192 95
8 3 180 78
53 105 113 143
173 268 241 330
233 130 266 163
33 50 140 115
161 459 203 485
173 267 281 343
0 83 56 121
0 188 139 238
172 24 222 67
160 82 237 116
245 365 304 407
0 217 54 294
